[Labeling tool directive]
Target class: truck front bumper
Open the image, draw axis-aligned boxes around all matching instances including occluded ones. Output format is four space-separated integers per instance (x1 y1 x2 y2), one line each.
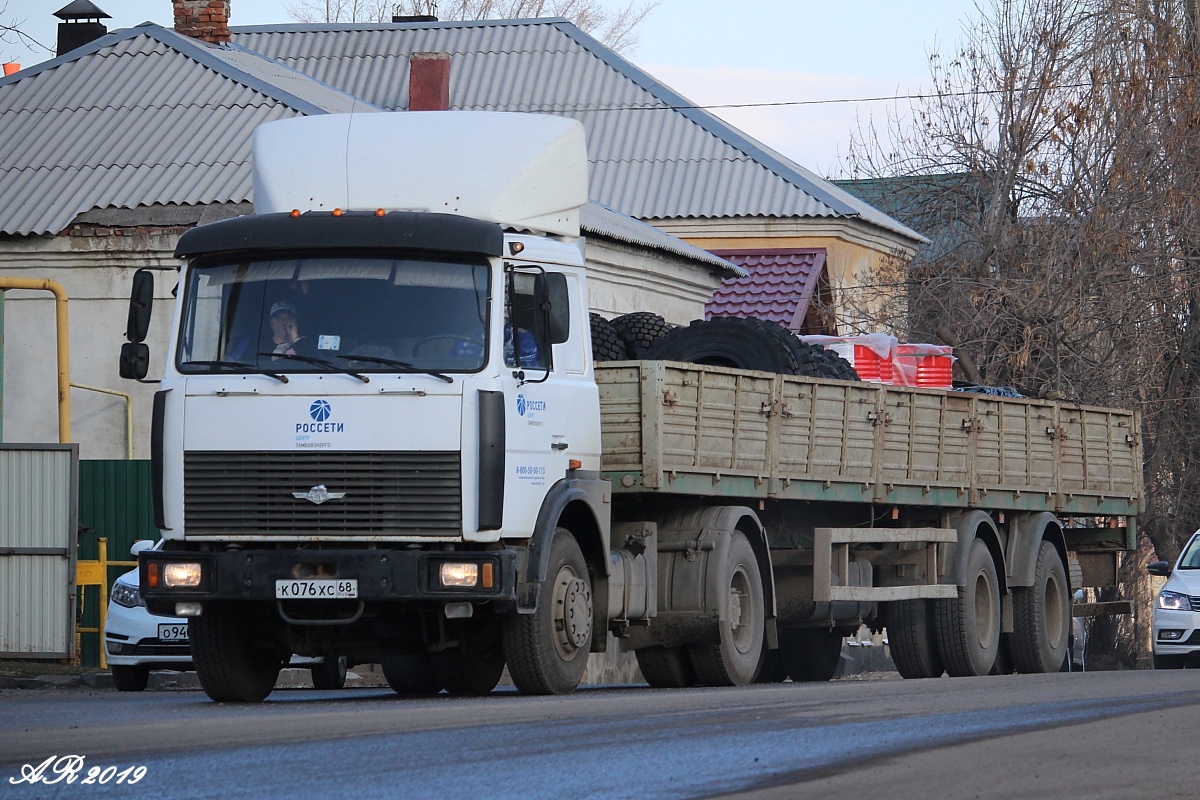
139 547 518 616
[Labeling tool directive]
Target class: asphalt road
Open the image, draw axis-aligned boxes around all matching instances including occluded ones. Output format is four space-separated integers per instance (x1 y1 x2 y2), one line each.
2 670 1197 799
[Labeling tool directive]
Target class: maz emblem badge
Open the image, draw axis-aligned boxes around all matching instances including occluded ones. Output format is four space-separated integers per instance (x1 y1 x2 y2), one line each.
292 484 346 505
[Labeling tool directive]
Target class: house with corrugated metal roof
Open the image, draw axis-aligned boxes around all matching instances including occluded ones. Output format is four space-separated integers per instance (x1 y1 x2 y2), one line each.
0 1 921 456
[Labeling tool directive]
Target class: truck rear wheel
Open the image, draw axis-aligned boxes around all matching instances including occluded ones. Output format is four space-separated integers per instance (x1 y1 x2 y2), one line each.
190 607 283 703
1011 541 1070 673
433 644 506 695
381 653 443 695
503 528 593 695
934 539 1001 677
636 646 697 688
778 627 843 682
687 531 764 686
886 599 944 679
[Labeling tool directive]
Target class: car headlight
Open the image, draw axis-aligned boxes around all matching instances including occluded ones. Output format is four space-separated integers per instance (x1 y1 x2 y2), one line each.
1157 590 1192 611
110 582 144 608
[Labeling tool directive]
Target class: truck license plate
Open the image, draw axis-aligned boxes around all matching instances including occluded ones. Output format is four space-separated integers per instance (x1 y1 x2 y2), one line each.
158 623 189 642
275 579 358 599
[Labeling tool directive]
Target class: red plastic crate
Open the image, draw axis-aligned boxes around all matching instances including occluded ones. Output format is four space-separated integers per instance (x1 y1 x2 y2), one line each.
852 344 892 383
896 344 953 388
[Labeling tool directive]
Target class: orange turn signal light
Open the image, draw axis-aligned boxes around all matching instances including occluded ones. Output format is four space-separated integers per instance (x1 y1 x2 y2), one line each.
568 459 582 470
482 562 494 589
147 562 159 588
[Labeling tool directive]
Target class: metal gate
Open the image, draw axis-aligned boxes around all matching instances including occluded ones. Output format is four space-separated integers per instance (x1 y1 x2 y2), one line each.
0 444 79 658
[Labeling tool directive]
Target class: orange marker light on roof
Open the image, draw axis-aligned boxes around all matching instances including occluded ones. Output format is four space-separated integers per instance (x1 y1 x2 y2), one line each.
332 208 344 217
375 208 386 217
290 209 301 218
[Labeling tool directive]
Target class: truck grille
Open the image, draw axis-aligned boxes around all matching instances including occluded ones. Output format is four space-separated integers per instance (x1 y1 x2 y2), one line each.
184 451 461 535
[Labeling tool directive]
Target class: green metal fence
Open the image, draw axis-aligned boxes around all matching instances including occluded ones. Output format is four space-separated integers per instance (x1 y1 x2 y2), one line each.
77 460 157 667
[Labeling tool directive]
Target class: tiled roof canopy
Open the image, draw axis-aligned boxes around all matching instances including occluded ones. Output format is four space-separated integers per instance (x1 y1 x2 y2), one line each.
705 249 835 335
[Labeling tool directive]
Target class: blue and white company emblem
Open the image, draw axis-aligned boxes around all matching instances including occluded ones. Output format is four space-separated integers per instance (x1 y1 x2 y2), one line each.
292 484 346 505
516 394 527 417
309 399 332 421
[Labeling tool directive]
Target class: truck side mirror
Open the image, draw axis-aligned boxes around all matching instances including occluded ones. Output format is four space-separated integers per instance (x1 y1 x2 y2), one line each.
119 342 150 380
543 272 570 345
125 269 155 344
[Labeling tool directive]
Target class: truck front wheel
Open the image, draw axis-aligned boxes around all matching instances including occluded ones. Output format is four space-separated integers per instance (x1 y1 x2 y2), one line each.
687 531 764 686
503 528 593 695
190 606 283 703
1011 541 1070 673
934 539 1001 677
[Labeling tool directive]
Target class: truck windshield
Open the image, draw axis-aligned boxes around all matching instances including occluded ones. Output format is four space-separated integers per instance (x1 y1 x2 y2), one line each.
176 254 490 375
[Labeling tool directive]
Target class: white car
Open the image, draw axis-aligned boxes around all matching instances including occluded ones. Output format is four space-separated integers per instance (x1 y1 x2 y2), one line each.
1148 529 1200 669
104 540 348 691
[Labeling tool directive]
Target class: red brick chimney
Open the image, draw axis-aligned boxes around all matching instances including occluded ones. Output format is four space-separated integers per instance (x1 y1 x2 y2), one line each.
173 0 230 45
409 52 450 111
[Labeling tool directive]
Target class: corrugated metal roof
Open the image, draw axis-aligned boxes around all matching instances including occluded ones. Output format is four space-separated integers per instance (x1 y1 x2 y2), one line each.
0 25 370 236
705 249 827 331
0 17 921 245
581 202 745 276
231 20 924 242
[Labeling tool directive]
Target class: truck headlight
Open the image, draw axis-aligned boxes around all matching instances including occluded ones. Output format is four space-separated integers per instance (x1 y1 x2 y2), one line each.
439 562 479 588
110 582 143 608
1158 590 1191 611
163 562 203 588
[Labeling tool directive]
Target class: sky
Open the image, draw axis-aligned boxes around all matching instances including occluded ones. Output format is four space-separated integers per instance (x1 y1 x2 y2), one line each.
1 0 982 177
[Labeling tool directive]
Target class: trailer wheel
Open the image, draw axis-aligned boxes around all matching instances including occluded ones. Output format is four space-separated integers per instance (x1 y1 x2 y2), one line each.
310 656 348 690
590 313 627 362
611 312 673 358
503 528 593 695
381 653 443 695
111 664 150 692
778 627 843 682
934 539 1001 677
636 646 697 688
885 599 944 679
1011 541 1070 673
433 644 506 695
687 531 765 686
190 607 283 703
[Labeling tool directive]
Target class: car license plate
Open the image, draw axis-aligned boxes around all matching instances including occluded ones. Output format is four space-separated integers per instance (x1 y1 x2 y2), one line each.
275 579 358 599
158 623 189 642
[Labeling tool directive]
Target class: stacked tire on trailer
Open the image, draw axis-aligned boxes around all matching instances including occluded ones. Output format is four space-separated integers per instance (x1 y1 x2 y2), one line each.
601 314 860 687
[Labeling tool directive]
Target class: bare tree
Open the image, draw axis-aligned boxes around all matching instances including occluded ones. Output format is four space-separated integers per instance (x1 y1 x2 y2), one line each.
0 2 52 63
844 0 1200 666
286 0 659 52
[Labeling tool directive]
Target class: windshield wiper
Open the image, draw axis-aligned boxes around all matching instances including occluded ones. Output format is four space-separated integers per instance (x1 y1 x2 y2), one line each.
259 352 370 384
335 354 454 384
183 360 289 384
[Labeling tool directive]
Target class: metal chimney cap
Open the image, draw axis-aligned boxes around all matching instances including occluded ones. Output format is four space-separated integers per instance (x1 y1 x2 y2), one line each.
54 0 112 21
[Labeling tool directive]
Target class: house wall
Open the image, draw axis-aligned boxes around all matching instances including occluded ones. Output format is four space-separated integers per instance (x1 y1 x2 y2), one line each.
0 228 180 459
584 237 726 325
651 217 919 335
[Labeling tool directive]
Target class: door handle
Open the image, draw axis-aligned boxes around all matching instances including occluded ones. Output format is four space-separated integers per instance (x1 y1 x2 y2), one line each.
551 442 569 451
